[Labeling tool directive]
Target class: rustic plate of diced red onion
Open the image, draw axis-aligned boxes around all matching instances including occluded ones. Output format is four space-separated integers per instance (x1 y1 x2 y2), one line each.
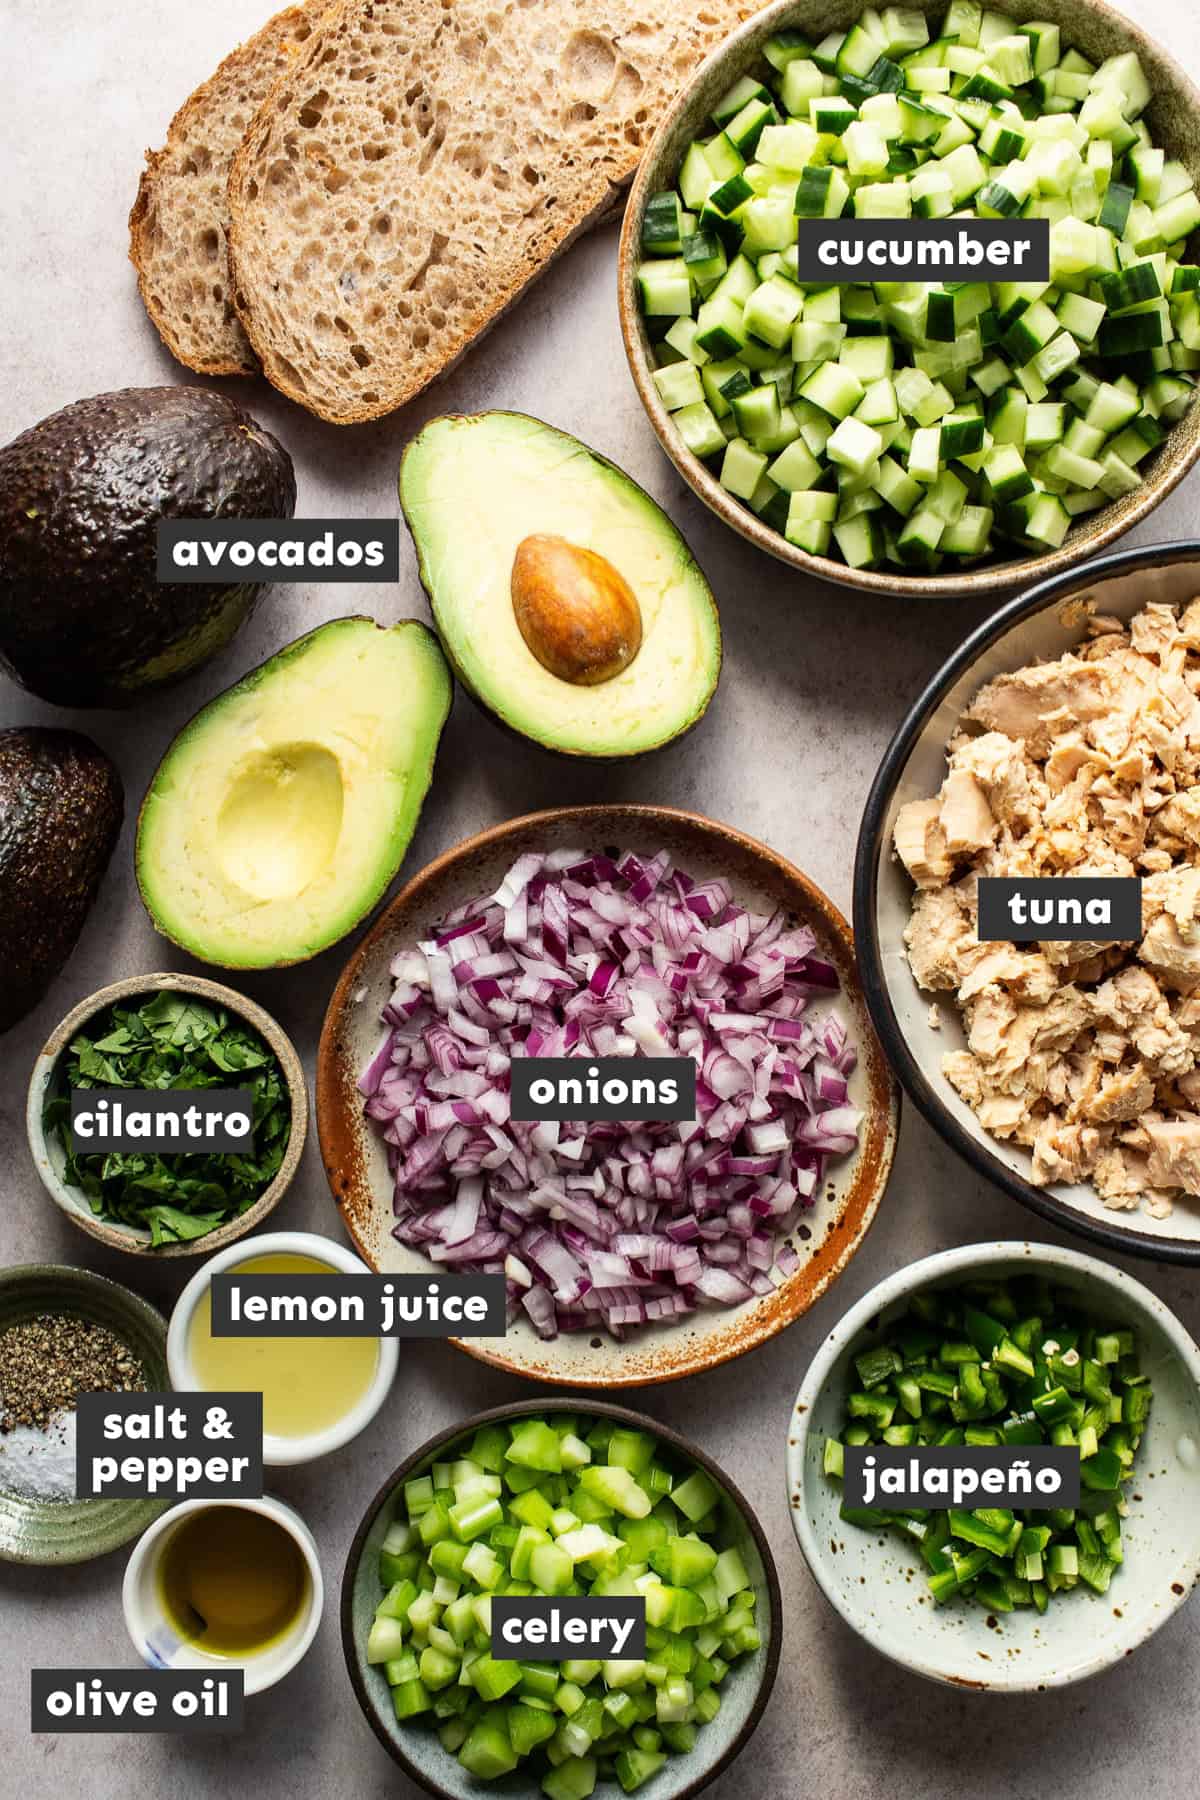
317 806 898 1385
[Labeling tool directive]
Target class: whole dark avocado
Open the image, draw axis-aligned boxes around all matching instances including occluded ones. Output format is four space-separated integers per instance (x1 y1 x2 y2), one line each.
0 387 296 707
0 727 123 1031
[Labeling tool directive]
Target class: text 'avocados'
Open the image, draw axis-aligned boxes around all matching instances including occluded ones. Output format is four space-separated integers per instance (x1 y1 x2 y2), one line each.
136 618 452 968
400 413 722 759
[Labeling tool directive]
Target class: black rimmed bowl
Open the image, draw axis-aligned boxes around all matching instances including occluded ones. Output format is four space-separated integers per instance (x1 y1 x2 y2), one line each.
853 541 1200 1262
341 1399 781 1800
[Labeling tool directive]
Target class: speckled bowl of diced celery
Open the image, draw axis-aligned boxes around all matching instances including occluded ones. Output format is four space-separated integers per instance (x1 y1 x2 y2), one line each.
341 1400 781 1800
619 0 1200 595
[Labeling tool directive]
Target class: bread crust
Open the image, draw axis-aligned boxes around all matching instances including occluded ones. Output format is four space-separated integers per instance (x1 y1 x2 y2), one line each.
129 3 322 375
227 0 754 424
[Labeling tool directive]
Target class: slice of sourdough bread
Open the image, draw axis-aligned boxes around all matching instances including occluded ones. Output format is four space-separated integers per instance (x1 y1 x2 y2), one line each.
227 0 756 423
130 3 324 375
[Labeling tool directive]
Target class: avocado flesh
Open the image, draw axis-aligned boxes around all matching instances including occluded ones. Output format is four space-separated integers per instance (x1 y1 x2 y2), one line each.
136 617 452 968
0 387 295 708
401 413 721 758
0 728 123 1031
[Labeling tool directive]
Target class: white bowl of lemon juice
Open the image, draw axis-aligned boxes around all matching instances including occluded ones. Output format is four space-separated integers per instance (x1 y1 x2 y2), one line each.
167 1231 398 1466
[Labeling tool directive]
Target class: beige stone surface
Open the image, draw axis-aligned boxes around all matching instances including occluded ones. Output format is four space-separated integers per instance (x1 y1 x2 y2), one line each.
3 3 1200 1794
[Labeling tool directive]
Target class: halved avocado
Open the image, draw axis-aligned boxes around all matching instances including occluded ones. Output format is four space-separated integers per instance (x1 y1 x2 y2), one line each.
400 413 721 758
136 618 451 968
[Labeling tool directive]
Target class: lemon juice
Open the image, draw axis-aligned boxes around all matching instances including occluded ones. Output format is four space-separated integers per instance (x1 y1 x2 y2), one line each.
188 1252 377 1438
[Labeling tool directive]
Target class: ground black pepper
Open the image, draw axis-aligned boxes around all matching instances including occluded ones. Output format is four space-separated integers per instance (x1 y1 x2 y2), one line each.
0 1314 145 1432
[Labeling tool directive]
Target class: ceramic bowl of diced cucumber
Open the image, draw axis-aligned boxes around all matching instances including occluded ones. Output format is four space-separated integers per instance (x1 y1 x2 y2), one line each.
786 1240 1200 1689
618 0 1200 595
341 1400 781 1799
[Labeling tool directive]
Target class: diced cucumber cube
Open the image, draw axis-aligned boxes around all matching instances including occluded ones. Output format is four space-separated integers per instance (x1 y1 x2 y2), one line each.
780 58 825 115
984 442 1034 501
720 437 769 500
1024 401 1066 449
826 415 884 474
743 275 804 348
798 362 865 419
756 122 819 169
638 259 691 316
663 316 711 366
832 511 884 567
941 502 994 553
712 73 772 128
673 402 727 459
908 424 942 483
843 119 889 177
653 362 705 412
896 503 945 567
766 438 822 491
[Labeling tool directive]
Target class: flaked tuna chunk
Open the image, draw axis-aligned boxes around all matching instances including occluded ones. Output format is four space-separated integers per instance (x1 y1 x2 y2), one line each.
1161 865 1200 931
894 797 954 888
949 731 1035 825
957 946 1056 1004
1143 1113 1200 1193
1093 1146 1152 1209
943 1050 985 1108
1044 731 1096 792
966 658 1112 757
1094 964 1164 1025
965 986 1018 1061
977 1093 1027 1136
939 770 996 856
1140 910 1200 992
1150 789 1200 852
1031 1119 1100 1186
1130 603 1182 662
904 886 972 990
1086 1064 1155 1123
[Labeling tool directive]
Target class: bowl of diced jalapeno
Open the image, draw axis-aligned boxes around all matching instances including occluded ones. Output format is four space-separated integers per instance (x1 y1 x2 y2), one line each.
786 1240 1200 1688
618 0 1200 594
342 1400 781 1798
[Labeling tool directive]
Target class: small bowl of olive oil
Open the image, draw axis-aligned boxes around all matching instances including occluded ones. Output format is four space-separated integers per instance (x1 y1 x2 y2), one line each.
167 1230 399 1465
122 1495 322 1695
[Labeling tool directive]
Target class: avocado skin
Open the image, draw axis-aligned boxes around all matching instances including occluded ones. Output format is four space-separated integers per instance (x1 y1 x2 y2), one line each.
0 727 124 1031
0 387 296 708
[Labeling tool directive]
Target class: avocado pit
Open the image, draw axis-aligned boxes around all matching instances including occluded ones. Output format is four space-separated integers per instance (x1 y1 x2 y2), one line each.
511 534 642 687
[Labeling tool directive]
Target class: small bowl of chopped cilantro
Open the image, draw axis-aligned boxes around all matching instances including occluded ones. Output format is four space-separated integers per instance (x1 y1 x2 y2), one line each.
786 1240 1200 1688
27 973 307 1257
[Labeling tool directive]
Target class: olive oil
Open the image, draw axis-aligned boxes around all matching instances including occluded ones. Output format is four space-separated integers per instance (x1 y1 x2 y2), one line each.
187 1252 377 1438
159 1506 308 1657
